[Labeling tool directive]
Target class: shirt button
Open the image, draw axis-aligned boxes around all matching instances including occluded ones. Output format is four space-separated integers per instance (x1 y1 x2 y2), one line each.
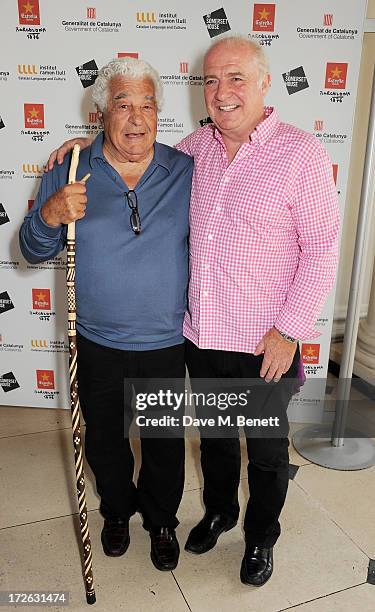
223 176 230 184
204 264 210 271
203 290 209 297
216 206 222 212
208 234 213 241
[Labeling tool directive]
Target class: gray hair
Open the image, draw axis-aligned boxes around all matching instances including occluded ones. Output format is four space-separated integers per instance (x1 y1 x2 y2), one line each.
204 35 269 89
92 57 164 112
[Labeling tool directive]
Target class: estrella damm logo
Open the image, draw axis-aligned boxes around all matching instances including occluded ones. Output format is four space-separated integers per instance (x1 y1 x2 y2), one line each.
325 63 348 90
31 339 48 348
18 0 40 25
23 163 42 174
301 344 320 364
252 4 276 32
118 52 139 59
32 288 51 310
24 103 44 129
332 164 338 185
18 64 38 75
136 11 156 23
36 369 55 389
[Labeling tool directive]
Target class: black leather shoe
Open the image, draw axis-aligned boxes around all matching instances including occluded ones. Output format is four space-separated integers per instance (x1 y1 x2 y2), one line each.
240 545 273 586
101 518 130 557
184 513 237 554
149 527 180 571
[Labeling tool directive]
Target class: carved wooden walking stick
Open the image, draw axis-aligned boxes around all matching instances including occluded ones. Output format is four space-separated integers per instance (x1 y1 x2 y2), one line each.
66 144 96 604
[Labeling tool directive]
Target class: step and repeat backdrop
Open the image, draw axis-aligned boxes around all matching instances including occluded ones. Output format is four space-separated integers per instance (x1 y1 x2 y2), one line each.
0 0 368 411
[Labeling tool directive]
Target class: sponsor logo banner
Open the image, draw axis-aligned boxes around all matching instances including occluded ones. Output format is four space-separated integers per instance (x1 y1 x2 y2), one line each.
252 4 276 32
32 288 51 310
0 371 20 392
203 8 230 38
0 204 10 226
18 0 40 25
282 66 309 95
75 59 99 88
325 62 348 89
302 344 320 364
118 52 139 58
24 103 44 129
0 291 15 315
36 369 55 389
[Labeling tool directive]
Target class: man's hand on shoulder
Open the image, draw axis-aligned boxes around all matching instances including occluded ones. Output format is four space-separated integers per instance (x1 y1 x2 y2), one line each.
41 182 87 227
254 327 297 383
44 137 93 172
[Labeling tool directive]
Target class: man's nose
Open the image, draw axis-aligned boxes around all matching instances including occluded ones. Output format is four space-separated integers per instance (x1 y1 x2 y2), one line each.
128 107 143 124
215 79 230 100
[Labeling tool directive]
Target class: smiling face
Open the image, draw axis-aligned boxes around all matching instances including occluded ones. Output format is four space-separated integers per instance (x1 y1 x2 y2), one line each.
203 41 270 144
100 75 157 163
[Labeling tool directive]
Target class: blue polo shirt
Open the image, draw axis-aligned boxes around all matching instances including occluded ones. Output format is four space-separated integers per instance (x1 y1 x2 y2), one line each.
20 132 193 350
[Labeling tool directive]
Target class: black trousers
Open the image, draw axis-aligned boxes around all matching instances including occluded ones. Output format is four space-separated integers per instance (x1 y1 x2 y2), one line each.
186 339 300 548
77 333 186 528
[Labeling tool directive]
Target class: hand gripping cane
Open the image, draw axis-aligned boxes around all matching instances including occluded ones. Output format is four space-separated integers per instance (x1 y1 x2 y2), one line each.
66 145 96 604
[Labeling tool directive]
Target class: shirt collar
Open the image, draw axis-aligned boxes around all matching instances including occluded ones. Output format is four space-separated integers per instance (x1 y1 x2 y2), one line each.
89 131 171 174
212 106 280 149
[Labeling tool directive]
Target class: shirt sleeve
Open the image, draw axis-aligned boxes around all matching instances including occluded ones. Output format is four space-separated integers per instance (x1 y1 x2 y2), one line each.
175 127 204 157
19 165 68 264
274 144 340 340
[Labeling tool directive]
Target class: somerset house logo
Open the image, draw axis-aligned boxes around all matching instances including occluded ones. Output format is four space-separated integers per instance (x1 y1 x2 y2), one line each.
75 59 99 88
0 371 20 393
203 8 231 38
282 66 309 95
0 203 10 226
0 291 15 315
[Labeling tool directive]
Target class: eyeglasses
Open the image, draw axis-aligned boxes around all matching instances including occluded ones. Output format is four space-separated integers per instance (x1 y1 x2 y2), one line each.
125 190 141 235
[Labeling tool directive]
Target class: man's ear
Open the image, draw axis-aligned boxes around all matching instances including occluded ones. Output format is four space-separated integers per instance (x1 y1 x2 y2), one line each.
261 74 271 95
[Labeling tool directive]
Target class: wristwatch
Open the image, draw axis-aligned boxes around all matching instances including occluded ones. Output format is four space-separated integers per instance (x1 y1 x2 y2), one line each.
274 327 297 343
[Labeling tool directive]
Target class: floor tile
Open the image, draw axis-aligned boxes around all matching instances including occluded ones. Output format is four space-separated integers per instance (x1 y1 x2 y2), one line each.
284 584 375 611
173 481 368 612
295 463 375 558
0 428 98 529
0 406 71 438
0 511 189 611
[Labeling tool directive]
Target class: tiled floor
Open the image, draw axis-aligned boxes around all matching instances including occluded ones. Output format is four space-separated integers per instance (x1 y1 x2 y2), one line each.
0 402 374 611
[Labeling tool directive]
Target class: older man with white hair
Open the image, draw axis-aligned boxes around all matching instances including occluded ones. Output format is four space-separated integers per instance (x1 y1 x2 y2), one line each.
44 36 340 586
20 57 193 572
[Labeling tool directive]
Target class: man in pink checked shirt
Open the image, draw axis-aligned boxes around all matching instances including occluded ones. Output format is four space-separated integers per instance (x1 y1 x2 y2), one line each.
46 36 340 586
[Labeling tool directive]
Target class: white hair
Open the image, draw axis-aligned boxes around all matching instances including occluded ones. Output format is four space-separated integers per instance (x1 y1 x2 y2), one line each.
92 57 164 112
204 34 270 88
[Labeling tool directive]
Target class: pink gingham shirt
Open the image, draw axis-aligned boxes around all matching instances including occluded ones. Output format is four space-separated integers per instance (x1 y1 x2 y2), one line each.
176 107 340 353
